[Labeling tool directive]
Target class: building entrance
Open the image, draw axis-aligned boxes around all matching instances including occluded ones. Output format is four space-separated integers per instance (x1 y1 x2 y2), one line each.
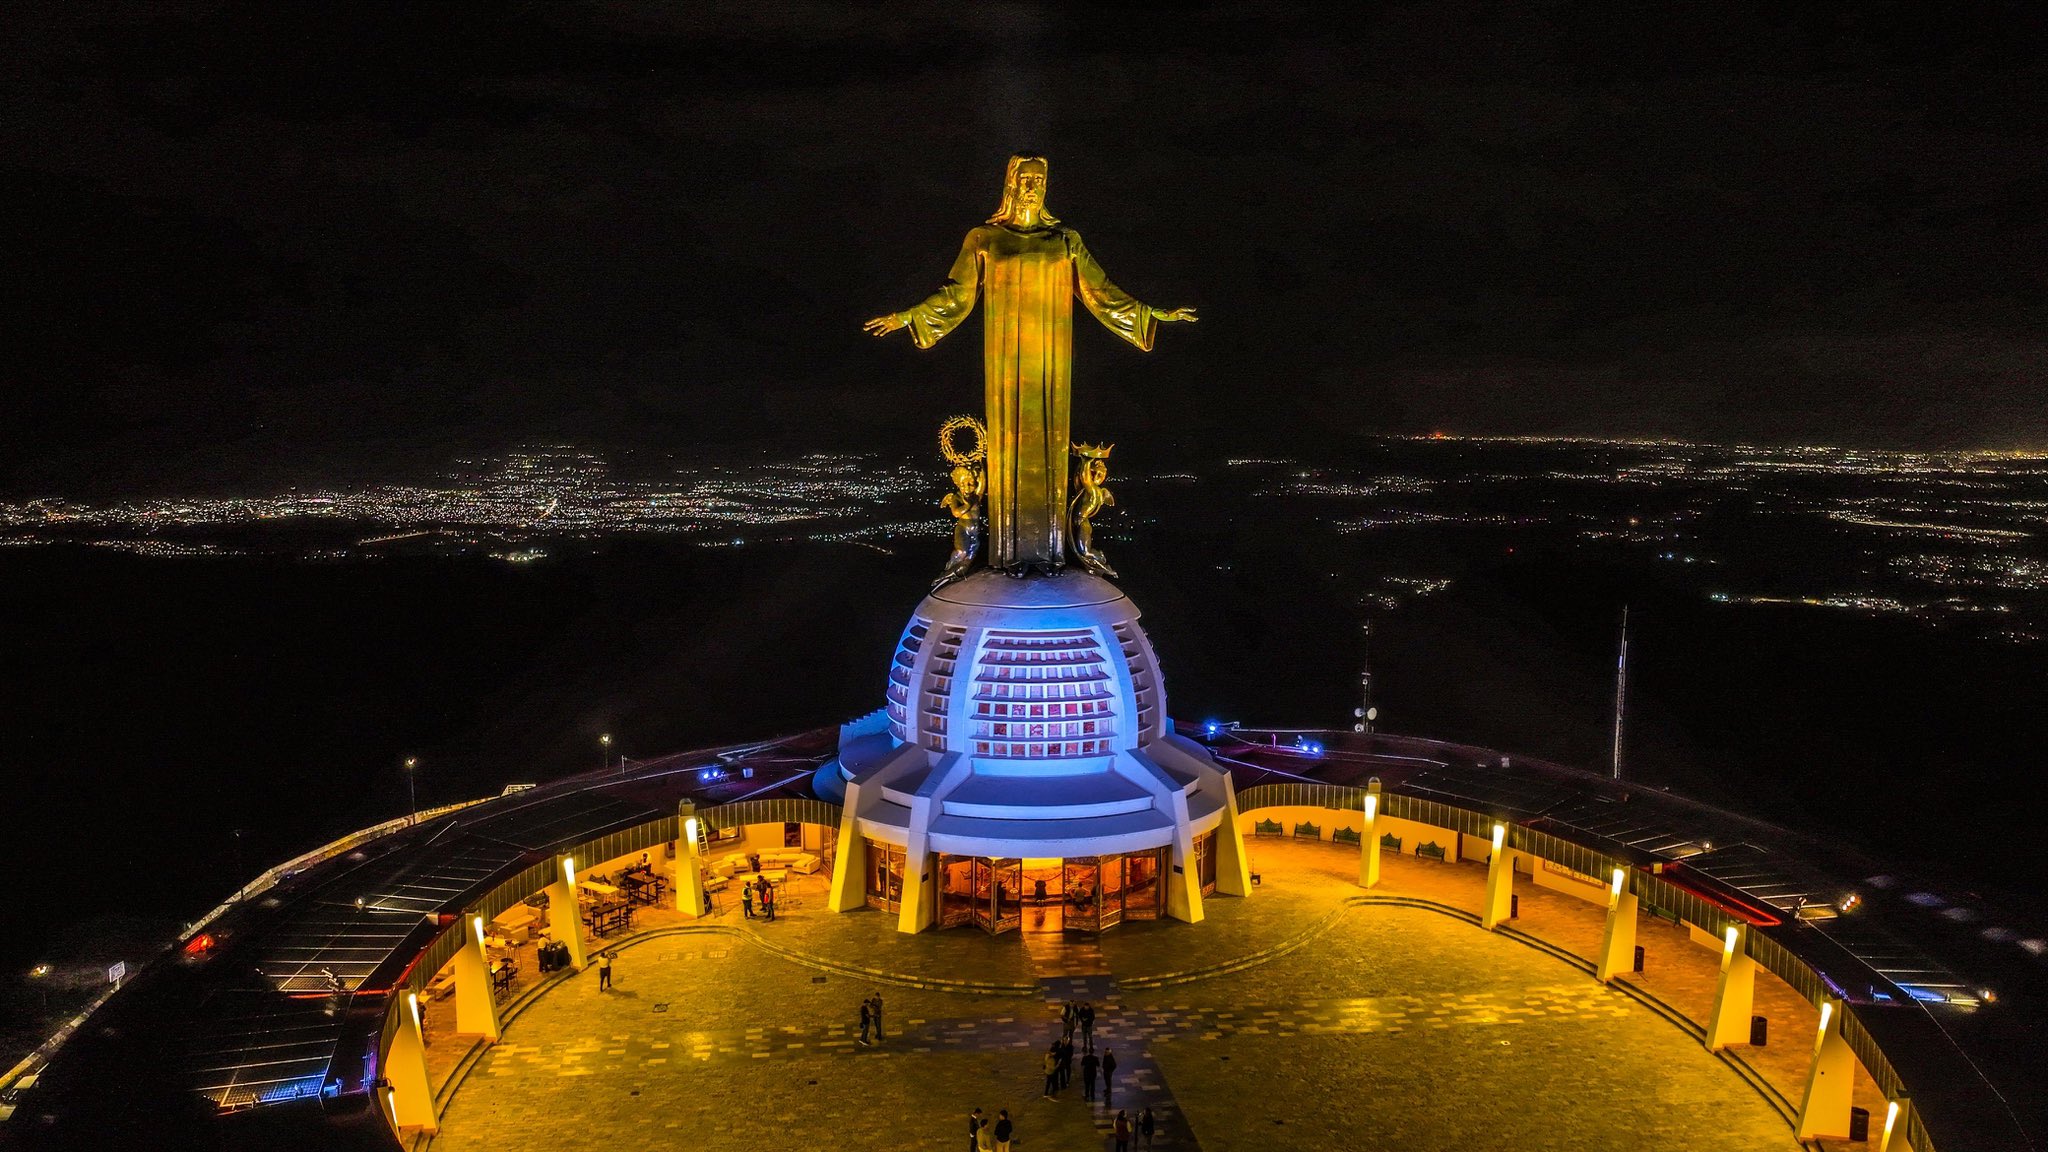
942 849 1167 936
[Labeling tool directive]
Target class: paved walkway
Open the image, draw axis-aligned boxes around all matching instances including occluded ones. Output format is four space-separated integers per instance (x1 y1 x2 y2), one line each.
420 840 1854 1151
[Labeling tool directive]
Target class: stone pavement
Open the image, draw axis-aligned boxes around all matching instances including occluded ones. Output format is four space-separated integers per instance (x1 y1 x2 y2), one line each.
420 840 1840 1151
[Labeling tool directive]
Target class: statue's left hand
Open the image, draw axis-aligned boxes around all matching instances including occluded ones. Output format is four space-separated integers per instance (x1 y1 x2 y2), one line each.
1156 307 1198 324
864 313 908 337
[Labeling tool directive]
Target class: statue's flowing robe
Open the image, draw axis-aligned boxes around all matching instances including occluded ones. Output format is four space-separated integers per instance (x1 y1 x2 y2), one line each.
902 223 1156 571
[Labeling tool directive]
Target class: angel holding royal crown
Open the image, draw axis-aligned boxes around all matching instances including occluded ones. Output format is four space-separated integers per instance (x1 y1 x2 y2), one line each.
1068 442 1118 579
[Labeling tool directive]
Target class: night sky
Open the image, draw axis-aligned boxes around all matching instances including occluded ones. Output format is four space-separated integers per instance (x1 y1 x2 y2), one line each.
6 1 2047 495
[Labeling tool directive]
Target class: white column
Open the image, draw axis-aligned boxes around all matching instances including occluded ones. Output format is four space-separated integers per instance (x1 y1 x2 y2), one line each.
1358 785 1382 889
544 855 587 971
1705 923 1757 1050
1481 823 1513 929
827 788 868 913
1595 867 1638 983
452 912 502 1041
1213 778 1253 897
1796 996 1856 1141
385 992 438 1134
673 804 707 919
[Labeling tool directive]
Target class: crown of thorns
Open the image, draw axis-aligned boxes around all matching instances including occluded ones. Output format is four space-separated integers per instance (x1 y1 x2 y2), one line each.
1070 442 1114 459
939 415 987 466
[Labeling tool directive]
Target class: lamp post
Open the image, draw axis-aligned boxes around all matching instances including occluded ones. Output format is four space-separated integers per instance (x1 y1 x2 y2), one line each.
403 757 419 823
600 733 612 774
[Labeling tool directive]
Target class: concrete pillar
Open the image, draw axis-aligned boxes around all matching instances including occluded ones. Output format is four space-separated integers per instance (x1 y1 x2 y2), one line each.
1213 779 1253 897
1796 996 1857 1141
385 992 437 1133
544 855 587 971
1358 783 1382 889
452 913 502 1042
1481 823 1513 930
896 846 936 934
1595 868 1638 984
1705 923 1757 1050
1166 823 1207 924
673 804 707 919
1877 1096 1913 1152
827 792 867 913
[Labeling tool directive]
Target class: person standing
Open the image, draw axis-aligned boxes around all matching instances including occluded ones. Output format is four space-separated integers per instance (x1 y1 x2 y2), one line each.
966 1107 983 1152
1080 1002 1096 1051
993 1108 1013 1152
872 993 885 1041
1041 1044 1059 1098
741 883 754 919
1139 1106 1155 1149
596 949 613 991
858 998 872 1045
761 879 776 922
1058 1036 1074 1089
1101 1048 1117 1105
1112 1109 1131 1152
1061 1000 1076 1039
1080 1047 1099 1102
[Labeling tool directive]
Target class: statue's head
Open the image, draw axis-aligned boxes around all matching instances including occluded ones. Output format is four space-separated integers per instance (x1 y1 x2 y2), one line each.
989 155 1058 228
949 465 978 495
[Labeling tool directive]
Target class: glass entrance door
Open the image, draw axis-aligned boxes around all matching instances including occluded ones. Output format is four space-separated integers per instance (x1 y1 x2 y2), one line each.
988 858 1023 934
1063 857 1102 933
1123 848 1165 920
939 855 977 928
1098 854 1125 929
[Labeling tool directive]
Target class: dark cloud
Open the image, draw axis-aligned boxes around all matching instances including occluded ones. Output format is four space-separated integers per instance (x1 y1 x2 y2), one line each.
4 1 2047 493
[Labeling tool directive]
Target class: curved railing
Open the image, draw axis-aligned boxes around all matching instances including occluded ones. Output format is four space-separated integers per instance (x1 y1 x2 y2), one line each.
1235 780 1935 1152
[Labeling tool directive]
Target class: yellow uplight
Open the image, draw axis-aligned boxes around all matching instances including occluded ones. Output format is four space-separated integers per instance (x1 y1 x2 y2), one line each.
1610 867 1626 899
1363 794 1377 820
1818 1000 1833 1034
471 915 485 945
563 858 577 888
1882 1100 1900 1141
685 817 700 847
408 991 421 1029
1723 925 1740 955
1491 823 1506 851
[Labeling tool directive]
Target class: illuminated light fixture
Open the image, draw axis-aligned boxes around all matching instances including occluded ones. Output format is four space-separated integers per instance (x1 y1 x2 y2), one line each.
471 915 486 945
1979 988 1997 1004
29 963 51 978
1610 867 1627 900
684 817 700 847
563 858 577 888
1839 892 1862 913
1723 925 1740 956
408 991 421 1029
1363 794 1378 821
1882 1101 1901 1143
1492 823 1506 852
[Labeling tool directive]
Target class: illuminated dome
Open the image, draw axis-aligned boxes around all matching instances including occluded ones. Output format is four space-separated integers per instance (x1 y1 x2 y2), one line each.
886 570 1162 761
828 569 1250 932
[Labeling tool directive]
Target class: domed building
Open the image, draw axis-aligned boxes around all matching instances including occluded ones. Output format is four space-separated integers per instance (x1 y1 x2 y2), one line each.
818 569 1251 934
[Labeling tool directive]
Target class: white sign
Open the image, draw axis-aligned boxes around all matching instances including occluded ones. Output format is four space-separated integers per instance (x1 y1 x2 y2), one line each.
108 960 127 986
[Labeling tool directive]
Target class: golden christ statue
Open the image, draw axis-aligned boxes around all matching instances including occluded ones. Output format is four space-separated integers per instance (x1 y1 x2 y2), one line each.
865 155 1196 574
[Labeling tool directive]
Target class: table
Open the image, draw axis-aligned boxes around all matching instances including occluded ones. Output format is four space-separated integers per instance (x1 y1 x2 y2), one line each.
582 880 620 896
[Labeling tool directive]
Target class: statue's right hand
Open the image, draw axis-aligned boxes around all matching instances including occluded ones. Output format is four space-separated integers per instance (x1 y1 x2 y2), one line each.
863 313 907 337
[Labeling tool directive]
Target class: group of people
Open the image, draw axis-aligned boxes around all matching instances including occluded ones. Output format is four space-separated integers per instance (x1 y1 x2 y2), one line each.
965 1107 1014 1152
857 994 886 1045
739 874 777 921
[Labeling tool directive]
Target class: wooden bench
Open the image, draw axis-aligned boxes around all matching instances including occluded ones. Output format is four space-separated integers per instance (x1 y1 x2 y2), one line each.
1415 841 1448 863
1379 832 1403 853
1331 827 1361 845
1253 819 1284 837
1292 822 1322 840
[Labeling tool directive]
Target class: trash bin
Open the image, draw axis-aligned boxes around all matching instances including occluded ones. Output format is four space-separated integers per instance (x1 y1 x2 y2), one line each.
1633 945 1645 973
1750 1014 1768 1046
1849 1106 1870 1142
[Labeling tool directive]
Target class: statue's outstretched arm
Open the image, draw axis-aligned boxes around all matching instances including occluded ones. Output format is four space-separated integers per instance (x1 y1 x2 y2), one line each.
865 232 983 347
1070 231 1196 351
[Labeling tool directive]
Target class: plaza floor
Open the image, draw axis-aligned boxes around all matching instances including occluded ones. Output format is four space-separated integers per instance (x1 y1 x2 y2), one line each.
418 841 1851 1151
